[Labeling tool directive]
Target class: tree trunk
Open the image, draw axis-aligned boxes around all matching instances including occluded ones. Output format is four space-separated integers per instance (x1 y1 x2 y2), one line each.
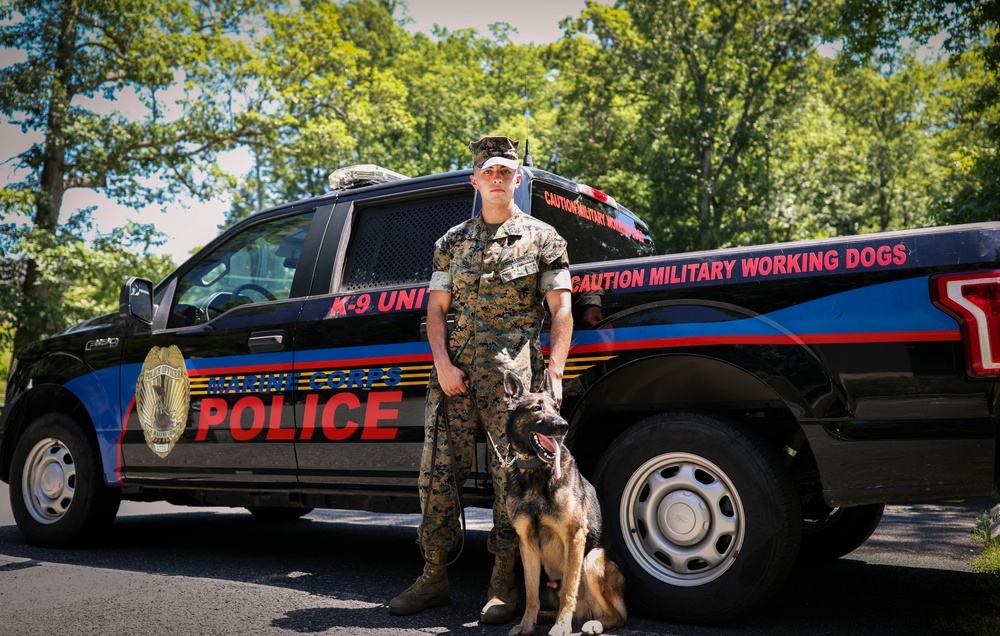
699 144 713 251
13 0 78 355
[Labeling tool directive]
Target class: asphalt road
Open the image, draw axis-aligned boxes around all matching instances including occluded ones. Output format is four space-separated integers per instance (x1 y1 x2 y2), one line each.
0 489 992 636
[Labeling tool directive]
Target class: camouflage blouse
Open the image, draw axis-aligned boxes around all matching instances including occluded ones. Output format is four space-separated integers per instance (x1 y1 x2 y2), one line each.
429 207 571 388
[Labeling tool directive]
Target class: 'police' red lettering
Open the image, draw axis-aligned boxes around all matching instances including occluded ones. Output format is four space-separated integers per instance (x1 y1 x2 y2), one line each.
193 391 402 442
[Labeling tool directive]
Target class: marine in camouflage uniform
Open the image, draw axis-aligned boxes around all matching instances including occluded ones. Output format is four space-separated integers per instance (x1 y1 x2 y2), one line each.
389 136 573 624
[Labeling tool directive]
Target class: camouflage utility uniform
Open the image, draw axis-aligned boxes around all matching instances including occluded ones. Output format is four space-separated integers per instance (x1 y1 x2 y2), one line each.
419 206 571 557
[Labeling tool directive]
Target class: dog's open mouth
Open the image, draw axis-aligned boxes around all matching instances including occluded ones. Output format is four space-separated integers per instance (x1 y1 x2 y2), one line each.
530 432 562 480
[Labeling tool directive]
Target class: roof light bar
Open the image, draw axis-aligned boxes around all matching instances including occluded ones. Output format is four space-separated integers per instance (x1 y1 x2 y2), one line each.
328 164 409 191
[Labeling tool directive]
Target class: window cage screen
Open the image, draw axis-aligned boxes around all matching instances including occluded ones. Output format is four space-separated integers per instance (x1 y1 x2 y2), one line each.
343 193 473 292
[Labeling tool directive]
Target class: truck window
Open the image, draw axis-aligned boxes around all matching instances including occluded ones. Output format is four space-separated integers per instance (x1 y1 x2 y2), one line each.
167 211 315 328
342 191 473 291
530 182 655 263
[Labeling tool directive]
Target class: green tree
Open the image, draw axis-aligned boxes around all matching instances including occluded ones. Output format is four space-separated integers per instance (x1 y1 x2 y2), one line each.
392 22 554 174
834 0 999 223
219 0 416 229
0 0 270 352
928 29 1000 225
835 0 995 67
766 52 956 240
576 0 840 252
221 2 559 230
542 3 651 218
824 53 947 233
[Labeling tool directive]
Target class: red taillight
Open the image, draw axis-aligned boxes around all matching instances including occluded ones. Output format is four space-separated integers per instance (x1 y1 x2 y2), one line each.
932 271 1000 377
577 183 616 207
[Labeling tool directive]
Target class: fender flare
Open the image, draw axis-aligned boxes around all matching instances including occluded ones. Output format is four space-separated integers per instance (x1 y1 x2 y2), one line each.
1 352 117 485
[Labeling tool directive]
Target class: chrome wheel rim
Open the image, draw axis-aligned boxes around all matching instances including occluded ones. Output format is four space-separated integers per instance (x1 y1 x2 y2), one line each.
21 437 76 525
620 452 745 587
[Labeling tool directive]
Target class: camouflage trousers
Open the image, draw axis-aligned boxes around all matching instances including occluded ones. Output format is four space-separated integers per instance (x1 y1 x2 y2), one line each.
417 382 519 558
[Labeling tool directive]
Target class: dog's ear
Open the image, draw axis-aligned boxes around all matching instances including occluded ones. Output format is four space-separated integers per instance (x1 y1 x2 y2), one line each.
504 370 527 406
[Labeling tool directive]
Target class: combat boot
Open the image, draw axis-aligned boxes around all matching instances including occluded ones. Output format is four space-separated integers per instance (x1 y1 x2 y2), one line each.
479 554 519 624
388 549 450 615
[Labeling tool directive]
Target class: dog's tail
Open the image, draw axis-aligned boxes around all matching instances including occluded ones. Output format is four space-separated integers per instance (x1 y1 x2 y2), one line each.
582 549 628 627
605 556 628 623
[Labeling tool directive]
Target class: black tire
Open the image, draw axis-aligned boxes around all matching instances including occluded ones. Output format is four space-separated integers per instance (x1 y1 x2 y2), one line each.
9 413 121 548
246 507 314 521
799 501 884 561
593 412 801 624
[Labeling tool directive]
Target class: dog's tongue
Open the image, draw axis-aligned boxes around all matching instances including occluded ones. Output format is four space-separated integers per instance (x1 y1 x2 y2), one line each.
536 434 562 480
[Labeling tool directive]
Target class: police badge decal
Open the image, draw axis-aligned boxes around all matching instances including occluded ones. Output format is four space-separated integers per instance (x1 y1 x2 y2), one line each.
136 345 190 458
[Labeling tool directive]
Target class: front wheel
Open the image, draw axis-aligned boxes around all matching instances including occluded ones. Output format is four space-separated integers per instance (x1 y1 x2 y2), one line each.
594 412 800 624
10 413 121 548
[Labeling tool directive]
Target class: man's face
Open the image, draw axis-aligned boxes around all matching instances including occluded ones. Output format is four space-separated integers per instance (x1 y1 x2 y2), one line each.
471 165 521 206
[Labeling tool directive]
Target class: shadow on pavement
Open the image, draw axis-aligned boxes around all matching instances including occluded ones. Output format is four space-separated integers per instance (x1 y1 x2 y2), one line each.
0 500 992 635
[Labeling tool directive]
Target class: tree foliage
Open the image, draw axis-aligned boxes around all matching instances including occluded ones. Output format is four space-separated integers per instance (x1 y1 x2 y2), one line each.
228 0 414 210
0 217 174 357
834 0 1000 223
0 0 271 351
541 3 651 218
220 1 557 229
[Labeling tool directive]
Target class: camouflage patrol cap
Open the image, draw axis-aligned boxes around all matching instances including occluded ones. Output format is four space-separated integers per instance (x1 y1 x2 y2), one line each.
469 136 520 170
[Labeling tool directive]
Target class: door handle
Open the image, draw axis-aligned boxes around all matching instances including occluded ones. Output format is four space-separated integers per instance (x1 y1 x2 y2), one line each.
249 330 285 353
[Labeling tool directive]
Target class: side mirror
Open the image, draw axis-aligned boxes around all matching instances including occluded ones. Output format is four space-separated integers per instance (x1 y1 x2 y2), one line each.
120 277 154 328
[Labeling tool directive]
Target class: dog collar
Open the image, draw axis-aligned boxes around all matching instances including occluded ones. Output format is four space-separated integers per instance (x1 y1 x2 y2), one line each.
513 454 549 470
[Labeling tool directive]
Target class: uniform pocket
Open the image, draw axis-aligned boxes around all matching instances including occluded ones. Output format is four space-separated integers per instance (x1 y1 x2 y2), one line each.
498 258 538 283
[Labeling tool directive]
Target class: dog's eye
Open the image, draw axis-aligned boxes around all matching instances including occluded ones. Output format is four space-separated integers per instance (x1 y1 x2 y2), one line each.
531 404 543 412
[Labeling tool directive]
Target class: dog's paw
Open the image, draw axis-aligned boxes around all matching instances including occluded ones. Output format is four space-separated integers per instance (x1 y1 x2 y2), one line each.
509 624 535 636
582 619 605 635
547 621 573 636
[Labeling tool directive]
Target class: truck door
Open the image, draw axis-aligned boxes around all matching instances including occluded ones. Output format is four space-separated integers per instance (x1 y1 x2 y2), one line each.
118 208 323 486
293 189 476 493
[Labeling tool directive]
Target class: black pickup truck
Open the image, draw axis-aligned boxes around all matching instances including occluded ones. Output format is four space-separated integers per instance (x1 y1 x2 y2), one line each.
2 163 999 623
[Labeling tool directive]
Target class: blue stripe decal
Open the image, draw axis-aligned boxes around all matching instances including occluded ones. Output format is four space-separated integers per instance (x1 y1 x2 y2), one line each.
63 366 122 484
571 277 956 346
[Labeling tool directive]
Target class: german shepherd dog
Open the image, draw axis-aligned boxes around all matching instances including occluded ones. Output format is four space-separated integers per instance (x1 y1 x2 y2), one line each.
503 370 627 636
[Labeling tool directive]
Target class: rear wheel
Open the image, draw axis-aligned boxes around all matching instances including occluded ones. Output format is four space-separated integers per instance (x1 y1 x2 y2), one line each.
799 501 884 561
10 413 121 547
594 412 800 624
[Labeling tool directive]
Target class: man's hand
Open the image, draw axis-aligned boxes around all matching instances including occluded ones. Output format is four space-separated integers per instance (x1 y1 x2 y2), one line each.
426 289 469 395
438 361 470 396
547 365 564 406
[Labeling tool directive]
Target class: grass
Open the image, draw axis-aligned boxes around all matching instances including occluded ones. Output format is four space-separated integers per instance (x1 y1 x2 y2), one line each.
936 502 1000 635
974 506 1000 574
